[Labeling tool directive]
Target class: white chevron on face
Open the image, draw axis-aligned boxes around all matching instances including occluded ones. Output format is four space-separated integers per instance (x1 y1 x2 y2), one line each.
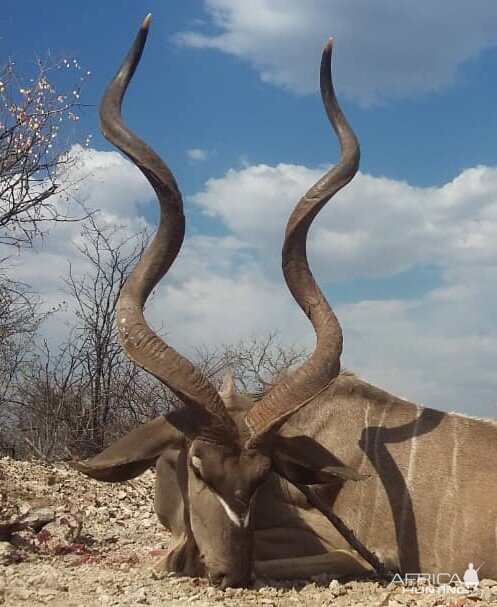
216 494 250 528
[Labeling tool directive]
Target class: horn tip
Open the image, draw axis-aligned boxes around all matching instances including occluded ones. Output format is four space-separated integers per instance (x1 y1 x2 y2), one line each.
142 13 152 31
324 37 333 53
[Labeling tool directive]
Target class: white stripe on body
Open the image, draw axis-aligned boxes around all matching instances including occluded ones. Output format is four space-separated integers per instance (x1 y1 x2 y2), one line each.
399 405 421 546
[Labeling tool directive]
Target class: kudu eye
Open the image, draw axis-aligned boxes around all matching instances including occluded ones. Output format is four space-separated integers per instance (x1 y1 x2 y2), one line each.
191 455 204 479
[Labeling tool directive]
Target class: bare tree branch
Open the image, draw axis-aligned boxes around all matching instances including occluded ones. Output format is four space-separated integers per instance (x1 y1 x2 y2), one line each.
194 332 309 398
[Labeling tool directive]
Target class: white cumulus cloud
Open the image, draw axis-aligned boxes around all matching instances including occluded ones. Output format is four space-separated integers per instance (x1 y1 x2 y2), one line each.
191 163 497 281
13 146 153 347
175 0 497 104
189 160 497 416
186 148 210 161
12 146 497 418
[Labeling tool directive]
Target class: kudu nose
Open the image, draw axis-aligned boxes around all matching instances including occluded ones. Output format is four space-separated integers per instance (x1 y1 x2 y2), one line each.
209 570 247 589
210 572 227 589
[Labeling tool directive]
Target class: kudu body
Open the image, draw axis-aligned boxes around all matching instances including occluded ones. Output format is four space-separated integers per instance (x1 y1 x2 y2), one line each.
75 15 497 587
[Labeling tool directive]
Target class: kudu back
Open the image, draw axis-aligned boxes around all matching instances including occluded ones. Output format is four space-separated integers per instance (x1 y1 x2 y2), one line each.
74 15 497 587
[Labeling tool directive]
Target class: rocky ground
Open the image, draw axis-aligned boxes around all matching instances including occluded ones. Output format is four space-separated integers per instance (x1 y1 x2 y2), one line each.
0 456 495 607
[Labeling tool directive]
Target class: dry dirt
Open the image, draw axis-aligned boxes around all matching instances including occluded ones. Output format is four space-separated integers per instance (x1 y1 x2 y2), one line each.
0 456 495 607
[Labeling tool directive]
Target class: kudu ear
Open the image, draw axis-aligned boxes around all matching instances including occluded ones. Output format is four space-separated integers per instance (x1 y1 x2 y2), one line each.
219 369 236 399
71 416 184 482
272 434 368 486
218 369 255 413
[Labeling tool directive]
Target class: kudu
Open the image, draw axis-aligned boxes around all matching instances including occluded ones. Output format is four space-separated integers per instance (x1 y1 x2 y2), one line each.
74 15 497 587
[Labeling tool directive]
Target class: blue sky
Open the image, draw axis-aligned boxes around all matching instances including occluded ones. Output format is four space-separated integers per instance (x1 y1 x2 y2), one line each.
2 1 497 417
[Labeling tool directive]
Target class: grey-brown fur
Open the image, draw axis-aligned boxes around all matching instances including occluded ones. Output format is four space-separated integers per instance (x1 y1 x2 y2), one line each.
75 374 497 582
74 15 497 587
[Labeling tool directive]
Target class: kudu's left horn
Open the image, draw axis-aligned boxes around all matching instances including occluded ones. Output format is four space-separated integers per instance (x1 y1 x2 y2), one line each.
245 38 360 445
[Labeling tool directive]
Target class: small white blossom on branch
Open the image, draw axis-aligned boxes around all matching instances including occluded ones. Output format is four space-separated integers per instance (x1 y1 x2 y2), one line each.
0 54 92 250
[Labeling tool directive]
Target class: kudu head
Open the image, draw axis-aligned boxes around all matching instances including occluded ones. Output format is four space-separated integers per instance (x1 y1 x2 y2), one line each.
78 14 361 588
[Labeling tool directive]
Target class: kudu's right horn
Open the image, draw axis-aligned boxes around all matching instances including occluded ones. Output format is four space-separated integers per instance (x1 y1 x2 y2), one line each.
100 15 237 444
